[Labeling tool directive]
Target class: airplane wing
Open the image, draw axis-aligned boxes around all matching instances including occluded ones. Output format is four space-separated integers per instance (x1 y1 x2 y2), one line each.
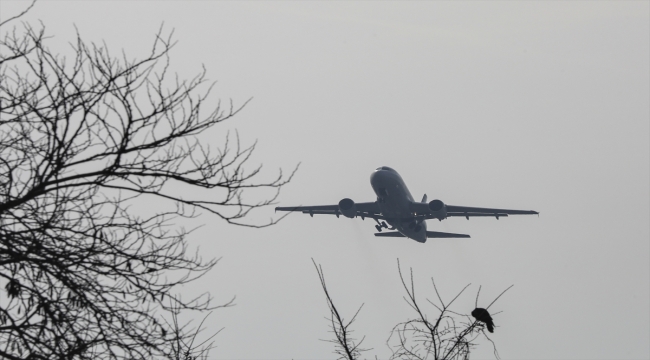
442 205 538 220
275 202 383 219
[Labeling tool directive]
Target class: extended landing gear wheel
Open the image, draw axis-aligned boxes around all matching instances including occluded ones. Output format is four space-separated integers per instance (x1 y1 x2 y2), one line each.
375 225 383 232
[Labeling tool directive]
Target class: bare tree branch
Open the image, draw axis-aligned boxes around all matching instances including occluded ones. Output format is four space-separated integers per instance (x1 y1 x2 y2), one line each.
387 259 509 360
0 10 294 360
0 1 36 28
312 259 369 360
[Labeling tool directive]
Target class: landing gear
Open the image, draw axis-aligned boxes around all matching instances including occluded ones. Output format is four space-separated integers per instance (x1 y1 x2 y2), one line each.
374 219 391 232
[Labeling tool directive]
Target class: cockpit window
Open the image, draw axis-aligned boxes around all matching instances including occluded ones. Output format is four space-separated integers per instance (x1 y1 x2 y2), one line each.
376 166 396 172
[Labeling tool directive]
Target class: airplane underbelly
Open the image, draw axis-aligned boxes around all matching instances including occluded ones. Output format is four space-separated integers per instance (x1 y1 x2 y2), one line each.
396 221 427 243
379 197 410 219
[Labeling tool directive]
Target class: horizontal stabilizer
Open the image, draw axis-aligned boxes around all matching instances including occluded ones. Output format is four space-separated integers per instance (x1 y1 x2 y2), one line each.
426 231 470 238
374 232 406 237
374 231 470 238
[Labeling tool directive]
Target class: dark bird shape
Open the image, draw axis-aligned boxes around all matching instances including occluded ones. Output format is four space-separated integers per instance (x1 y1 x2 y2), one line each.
471 308 495 333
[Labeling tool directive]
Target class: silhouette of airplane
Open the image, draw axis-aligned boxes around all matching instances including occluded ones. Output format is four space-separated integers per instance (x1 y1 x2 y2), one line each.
275 166 538 243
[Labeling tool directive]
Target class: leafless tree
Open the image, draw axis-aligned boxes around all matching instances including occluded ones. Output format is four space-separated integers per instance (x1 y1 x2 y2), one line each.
315 259 511 360
387 260 511 360
165 300 221 360
313 259 369 360
0 5 294 359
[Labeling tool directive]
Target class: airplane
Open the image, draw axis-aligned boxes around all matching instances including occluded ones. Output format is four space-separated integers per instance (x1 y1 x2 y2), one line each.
275 166 538 243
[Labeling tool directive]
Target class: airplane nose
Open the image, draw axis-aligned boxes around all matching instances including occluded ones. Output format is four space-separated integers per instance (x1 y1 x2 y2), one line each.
370 167 391 183
370 170 382 186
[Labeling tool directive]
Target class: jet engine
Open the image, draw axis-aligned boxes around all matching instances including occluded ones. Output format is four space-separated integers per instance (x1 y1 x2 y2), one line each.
428 199 447 220
338 198 356 218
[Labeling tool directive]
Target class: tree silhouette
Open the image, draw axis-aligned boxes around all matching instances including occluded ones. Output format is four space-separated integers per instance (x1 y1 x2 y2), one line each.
313 259 369 360
0 5 294 359
315 259 511 360
387 261 510 360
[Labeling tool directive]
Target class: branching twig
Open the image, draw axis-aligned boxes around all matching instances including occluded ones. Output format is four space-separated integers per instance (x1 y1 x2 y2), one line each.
312 259 369 360
388 259 510 360
0 8 294 359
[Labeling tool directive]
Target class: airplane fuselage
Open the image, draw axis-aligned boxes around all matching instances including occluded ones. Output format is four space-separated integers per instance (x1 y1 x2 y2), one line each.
275 166 538 243
370 167 428 242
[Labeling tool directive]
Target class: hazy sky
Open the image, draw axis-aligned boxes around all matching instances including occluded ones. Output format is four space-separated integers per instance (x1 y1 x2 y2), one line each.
2 1 649 359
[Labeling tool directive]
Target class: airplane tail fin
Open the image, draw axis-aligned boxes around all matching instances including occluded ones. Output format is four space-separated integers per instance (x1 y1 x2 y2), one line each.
426 231 470 238
374 232 405 237
421 194 427 203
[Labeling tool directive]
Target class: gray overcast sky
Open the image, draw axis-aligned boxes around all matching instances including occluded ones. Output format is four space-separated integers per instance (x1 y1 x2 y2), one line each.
2 1 649 359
